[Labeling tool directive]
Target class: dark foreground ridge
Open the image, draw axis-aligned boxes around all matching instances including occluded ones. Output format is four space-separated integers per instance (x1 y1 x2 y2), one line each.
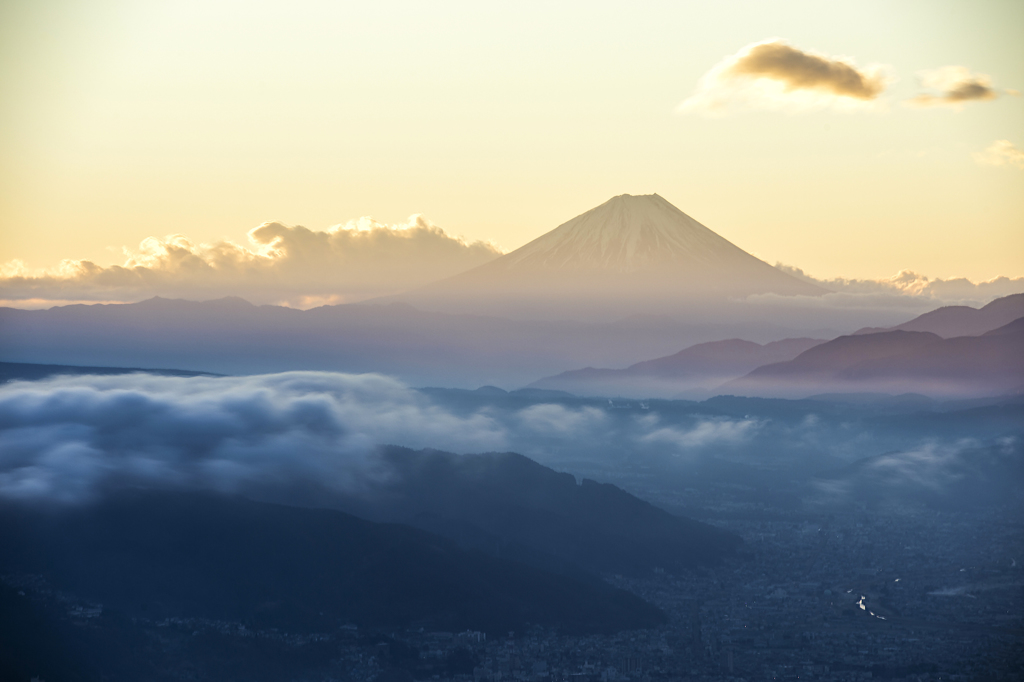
0 492 664 642
346 447 741 578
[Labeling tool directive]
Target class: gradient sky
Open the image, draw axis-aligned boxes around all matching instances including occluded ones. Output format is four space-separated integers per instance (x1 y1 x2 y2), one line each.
1 0 1022 282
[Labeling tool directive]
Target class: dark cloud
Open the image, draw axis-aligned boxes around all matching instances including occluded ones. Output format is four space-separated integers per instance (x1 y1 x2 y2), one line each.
943 81 997 102
906 66 1001 108
724 41 886 99
678 39 890 114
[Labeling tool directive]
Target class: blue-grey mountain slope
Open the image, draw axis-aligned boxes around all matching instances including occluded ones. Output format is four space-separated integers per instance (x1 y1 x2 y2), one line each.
529 337 824 398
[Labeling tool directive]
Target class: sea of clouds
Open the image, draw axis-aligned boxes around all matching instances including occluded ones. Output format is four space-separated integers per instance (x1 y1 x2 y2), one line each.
0 372 781 504
2 371 1015 507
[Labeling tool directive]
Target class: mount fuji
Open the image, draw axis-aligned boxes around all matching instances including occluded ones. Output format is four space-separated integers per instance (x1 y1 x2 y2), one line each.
388 193 824 318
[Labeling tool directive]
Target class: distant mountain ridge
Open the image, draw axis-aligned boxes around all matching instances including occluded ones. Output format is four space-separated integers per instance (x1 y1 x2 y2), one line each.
526 294 1024 400
529 337 824 399
0 296 845 387
723 317 1024 399
853 293 1024 337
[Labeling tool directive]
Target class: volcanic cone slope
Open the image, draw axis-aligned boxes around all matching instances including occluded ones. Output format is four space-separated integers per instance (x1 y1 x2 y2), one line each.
396 194 823 317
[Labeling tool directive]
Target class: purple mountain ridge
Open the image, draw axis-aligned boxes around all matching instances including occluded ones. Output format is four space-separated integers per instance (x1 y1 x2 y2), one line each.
722 316 1024 399
528 337 824 399
853 293 1024 338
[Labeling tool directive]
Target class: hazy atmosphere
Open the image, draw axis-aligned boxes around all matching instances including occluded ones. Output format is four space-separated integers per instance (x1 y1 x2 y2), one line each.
1 2 1022 681
2 0 1023 292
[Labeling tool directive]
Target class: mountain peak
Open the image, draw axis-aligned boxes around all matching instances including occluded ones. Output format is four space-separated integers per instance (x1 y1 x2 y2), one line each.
609 192 662 200
389 193 823 317
492 193 789 278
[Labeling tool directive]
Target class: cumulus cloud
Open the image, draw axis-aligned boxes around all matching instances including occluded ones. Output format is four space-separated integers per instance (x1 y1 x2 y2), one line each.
0 215 502 309
974 140 1024 169
678 39 891 115
906 66 1001 108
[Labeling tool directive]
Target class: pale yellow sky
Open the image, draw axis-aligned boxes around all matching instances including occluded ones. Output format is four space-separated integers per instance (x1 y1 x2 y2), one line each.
1 0 1022 282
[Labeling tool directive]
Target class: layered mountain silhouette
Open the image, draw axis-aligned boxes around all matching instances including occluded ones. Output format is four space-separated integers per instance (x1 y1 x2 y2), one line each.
521 293 1024 400
341 447 740 577
389 194 824 318
528 337 824 399
853 293 1024 337
723 317 1024 399
0 296 839 387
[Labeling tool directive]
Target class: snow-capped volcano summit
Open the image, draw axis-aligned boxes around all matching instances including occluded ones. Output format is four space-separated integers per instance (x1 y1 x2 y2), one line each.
388 194 823 318
494 193 782 274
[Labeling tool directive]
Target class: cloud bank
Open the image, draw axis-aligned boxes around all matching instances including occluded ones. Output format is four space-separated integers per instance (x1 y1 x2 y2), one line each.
906 66 1001 108
0 372 769 505
4 371 1014 509
678 39 891 115
0 372 507 504
0 216 502 309
974 140 1024 169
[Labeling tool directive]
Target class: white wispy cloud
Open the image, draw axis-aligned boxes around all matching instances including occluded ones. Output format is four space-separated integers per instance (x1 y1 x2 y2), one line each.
974 140 1024 169
517 404 608 436
770 264 1024 308
0 215 502 309
640 418 762 449
812 437 1022 505
678 39 892 115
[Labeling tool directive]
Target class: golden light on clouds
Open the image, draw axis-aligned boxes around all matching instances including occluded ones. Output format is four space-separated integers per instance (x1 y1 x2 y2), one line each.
677 39 892 114
0 216 501 307
0 1 1021 286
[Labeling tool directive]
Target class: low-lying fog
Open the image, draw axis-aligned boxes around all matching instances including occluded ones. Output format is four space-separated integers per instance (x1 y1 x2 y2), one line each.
2 371 1020 513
